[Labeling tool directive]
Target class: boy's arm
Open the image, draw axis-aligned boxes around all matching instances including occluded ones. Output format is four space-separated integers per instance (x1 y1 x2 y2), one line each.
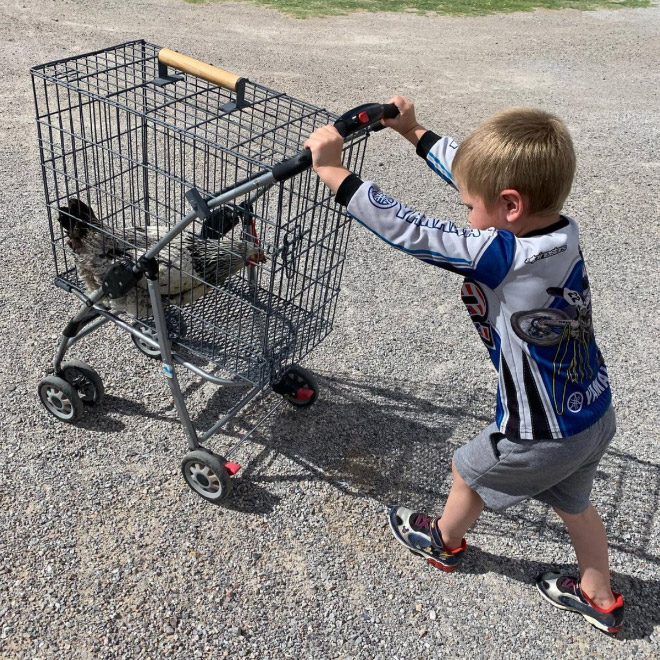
382 96 459 190
415 132 459 190
305 124 515 289
337 179 514 288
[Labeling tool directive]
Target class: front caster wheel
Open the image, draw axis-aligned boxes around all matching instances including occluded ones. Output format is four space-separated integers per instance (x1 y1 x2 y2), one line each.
132 322 162 360
181 449 232 503
61 360 104 405
273 364 319 407
38 376 84 423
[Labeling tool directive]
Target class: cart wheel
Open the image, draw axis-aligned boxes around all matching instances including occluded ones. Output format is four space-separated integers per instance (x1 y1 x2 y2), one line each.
181 449 232 503
38 375 84 423
61 360 104 405
278 365 319 407
132 322 162 360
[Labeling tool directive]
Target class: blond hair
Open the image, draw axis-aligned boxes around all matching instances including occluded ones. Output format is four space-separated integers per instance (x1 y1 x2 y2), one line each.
452 108 576 216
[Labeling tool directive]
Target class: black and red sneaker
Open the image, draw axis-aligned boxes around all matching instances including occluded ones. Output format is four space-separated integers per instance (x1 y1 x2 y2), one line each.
388 507 466 572
536 572 624 634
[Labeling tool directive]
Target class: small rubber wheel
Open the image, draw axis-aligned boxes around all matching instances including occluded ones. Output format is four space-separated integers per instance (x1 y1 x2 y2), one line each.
132 322 162 360
280 364 319 408
38 375 84 423
61 360 104 405
181 449 232 503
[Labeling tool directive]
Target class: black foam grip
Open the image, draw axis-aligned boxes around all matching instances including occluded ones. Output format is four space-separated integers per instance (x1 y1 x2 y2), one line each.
271 149 313 182
382 103 399 119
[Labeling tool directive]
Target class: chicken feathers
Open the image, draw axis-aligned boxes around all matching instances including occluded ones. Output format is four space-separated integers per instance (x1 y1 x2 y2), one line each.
57 198 264 318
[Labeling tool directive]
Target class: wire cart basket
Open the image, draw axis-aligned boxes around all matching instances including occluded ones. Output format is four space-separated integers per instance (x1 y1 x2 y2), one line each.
31 40 397 503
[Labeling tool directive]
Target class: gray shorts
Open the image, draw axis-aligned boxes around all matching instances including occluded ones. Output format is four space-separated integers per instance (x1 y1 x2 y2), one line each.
454 406 616 514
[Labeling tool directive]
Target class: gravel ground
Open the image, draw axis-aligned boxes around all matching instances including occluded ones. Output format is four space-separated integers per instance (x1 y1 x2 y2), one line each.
1 1 659 658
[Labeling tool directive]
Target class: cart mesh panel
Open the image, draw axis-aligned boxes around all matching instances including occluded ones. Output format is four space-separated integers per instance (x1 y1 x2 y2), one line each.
32 41 367 384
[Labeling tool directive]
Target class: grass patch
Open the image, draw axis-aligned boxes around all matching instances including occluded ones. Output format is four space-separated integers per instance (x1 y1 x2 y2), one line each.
185 0 650 19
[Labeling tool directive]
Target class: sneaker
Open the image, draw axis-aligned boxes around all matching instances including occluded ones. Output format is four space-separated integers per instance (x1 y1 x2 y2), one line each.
535 572 624 634
388 507 467 572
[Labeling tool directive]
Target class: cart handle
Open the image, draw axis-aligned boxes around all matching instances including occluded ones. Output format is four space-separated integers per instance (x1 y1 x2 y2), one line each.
271 103 399 183
158 48 242 92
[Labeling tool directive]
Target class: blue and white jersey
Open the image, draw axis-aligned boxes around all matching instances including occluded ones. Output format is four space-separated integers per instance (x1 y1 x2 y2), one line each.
335 131 611 440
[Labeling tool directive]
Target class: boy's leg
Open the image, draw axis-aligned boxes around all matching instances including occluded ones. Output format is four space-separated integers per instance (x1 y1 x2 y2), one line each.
387 458 480 571
436 459 485 549
553 503 615 608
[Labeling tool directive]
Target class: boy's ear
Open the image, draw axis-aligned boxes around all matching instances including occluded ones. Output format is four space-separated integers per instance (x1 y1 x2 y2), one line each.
500 190 524 223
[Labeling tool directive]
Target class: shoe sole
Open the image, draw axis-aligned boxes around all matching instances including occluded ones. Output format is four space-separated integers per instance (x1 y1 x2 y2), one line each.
535 582 622 634
388 508 457 573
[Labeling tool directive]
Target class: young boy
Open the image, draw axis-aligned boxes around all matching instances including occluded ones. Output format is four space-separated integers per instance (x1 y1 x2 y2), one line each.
304 96 624 634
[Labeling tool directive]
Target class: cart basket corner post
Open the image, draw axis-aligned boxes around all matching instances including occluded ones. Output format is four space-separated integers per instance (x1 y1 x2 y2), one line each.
31 40 395 503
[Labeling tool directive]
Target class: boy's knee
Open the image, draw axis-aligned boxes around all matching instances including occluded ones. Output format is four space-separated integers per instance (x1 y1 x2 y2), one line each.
451 459 472 490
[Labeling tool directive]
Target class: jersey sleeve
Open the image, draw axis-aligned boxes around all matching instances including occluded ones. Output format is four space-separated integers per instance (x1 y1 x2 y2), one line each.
344 180 516 289
416 131 459 190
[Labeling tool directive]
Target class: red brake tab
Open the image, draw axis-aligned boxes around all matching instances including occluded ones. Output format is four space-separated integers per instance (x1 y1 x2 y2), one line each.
295 388 315 402
224 462 242 476
358 111 370 124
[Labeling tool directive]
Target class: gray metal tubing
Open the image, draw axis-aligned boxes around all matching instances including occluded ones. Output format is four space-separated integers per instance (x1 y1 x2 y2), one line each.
54 288 108 371
147 278 199 449
222 396 287 460
79 306 252 387
143 171 275 260
68 287 97 305
62 316 110 346
70 286 107 313
199 384 264 443
171 355 250 387
121 319 161 349
65 306 159 350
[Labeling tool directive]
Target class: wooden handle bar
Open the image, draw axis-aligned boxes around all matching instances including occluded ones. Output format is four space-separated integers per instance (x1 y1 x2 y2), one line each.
158 48 241 91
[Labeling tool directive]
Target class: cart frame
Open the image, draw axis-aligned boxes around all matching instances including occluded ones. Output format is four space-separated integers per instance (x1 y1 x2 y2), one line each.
31 41 395 502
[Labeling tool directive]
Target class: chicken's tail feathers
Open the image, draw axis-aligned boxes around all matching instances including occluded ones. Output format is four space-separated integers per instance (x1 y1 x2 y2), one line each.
57 197 100 239
200 203 251 240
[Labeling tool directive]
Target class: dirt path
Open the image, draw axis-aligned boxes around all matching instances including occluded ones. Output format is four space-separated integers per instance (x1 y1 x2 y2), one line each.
1 1 659 658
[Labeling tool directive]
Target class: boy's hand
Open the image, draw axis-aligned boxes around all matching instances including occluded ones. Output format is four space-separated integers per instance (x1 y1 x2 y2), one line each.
305 125 351 194
382 95 417 134
305 125 344 169
382 95 426 146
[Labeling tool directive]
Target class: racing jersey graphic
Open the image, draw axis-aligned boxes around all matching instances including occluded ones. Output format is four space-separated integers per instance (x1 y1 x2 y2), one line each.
511 269 601 416
461 279 495 350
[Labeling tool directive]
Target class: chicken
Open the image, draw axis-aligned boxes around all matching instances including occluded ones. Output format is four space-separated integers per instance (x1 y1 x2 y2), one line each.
57 198 264 318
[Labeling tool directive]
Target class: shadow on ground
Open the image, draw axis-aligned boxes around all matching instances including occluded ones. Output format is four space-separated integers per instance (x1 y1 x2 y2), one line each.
461 549 660 640
215 371 659 640
78 368 660 639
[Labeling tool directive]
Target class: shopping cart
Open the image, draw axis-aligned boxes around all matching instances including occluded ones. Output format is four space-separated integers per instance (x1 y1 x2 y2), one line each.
31 41 397 503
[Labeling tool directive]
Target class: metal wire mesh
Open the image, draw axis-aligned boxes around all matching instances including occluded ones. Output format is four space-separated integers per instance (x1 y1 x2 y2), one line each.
31 40 368 385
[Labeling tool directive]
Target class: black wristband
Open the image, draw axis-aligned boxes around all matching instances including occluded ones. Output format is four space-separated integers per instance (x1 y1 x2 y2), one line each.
335 173 364 206
416 130 442 159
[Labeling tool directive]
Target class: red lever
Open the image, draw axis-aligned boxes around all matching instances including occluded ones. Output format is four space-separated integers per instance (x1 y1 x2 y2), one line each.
358 111 370 124
295 388 315 402
224 462 242 476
